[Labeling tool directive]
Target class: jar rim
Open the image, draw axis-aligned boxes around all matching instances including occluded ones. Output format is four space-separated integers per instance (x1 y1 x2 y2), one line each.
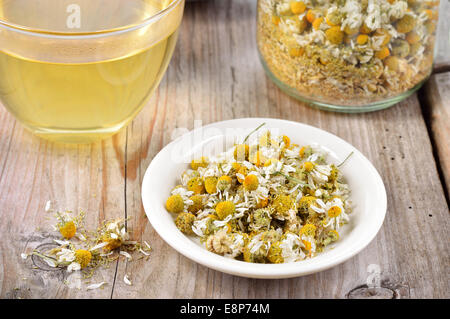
0 0 184 39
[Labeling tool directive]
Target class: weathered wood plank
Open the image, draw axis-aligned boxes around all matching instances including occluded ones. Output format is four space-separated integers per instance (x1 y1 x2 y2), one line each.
110 0 449 299
424 72 450 195
0 119 127 298
435 0 450 71
0 0 448 299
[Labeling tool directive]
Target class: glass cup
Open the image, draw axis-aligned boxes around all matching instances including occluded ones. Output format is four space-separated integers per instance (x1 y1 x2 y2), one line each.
0 0 185 143
257 0 439 113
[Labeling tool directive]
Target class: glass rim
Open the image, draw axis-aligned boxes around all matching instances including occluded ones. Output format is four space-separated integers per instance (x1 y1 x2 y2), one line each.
0 0 183 38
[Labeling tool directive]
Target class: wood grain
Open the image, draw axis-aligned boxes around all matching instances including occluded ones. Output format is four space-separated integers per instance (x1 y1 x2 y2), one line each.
424 72 450 196
0 0 449 299
435 0 450 71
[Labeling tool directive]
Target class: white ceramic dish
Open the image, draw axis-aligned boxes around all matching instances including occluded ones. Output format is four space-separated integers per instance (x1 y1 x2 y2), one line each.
141 118 387 279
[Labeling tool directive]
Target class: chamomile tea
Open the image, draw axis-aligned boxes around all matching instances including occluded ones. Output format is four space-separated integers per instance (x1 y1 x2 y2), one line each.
0 0 184 143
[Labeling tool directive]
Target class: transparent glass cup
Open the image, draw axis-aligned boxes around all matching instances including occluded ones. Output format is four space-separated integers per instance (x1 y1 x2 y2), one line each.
257 0 440 113
0 0 185 143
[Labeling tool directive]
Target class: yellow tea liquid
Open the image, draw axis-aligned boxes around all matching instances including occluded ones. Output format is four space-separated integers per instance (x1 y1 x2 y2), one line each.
0 0 180 143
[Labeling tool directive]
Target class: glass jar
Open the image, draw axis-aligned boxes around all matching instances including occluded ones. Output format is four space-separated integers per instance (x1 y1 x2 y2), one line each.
257 0 440 112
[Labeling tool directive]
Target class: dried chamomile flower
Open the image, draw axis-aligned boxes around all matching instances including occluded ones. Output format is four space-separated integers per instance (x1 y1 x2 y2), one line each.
243 174 259 191
175 213 196 235
249 208 272 231
233 144 249 161
204 176 218 194
75 249 92 269
191 157 209 170
322 229 339 246
302 161 315 172
187 195 204 214
205 229 232 255
236 166 248 184
396 14 416 33
55 211 84 239
300 224 316 238
165 125 352 264
217 175 232 191
166 194 184 214
187 177 205 194
22 205 152 289
99 219 129 252
267 241 284 264
215 201 236 220
271 194 294 219
59 221 77 239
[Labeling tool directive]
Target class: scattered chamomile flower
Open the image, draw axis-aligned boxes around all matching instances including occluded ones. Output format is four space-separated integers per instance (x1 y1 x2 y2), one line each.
59 221 77 239
55 211 84 239
21 205 153 290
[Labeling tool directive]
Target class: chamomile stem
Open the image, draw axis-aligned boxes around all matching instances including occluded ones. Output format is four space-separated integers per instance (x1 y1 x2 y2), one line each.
274 171 314 189
242 122 266 144
337 151 354 168
31 251 60 267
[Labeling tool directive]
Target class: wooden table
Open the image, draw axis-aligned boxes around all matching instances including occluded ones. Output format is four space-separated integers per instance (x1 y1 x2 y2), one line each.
0 0 448 299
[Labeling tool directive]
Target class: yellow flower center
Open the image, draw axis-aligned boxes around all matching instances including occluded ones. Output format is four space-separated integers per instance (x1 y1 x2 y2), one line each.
272 15 280 25
244 174 259 191
188 195 204 213
59 221 77 239
191 157 209 170
255 197 269 209
187 177 205 194
290 1 306 14
237 166 248 184
302 240 312 252
75 249 92 268
165 194 184 214
300 224 316 237
264 158 279 167
303 161 315 172
299 146 306 158
328 206 342 218
234 144 249 161
282 135 291 148
215 201 236 220
204 176 218 194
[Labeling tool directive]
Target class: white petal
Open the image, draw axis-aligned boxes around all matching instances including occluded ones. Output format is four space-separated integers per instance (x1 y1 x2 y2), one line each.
143 241 151 250
119 251 132 260
86 282 107 290
315 198 326 208
89 242 108 251
139 249 150 256
123 274 132 286
44 200 52 212
110 233 118 239
310 205 325 214
67 262 81 273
